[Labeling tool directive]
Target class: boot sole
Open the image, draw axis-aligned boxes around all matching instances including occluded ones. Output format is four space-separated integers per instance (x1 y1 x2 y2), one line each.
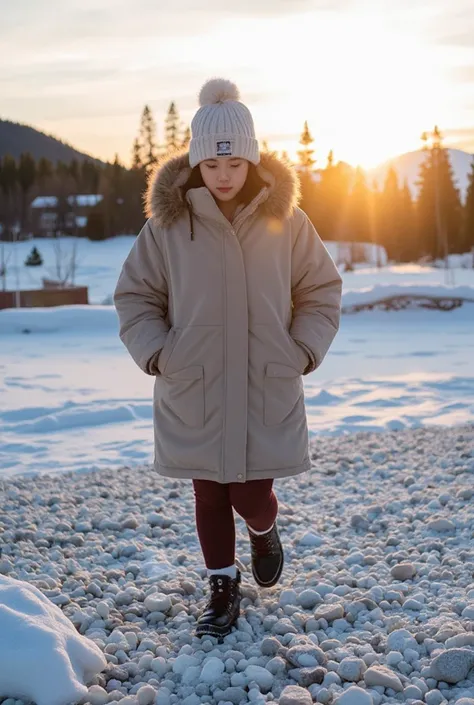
252 542 284 588
195 615 238 638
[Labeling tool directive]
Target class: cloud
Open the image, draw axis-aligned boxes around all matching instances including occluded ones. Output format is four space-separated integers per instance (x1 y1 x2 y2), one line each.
449 65 474 84
435 29 474 47
427 0 474 46
0 0 354 47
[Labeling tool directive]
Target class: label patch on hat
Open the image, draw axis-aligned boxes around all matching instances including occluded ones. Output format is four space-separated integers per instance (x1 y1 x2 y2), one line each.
216 140 232 156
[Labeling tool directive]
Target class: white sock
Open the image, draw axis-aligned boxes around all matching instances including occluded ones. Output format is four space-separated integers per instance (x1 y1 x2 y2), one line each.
247 522 274 536
207 565 237 579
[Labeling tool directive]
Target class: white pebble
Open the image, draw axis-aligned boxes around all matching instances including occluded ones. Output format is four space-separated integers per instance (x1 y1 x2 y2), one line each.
200 656 225 683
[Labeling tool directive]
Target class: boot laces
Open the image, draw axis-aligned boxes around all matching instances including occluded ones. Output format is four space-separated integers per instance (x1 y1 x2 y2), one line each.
208 576 237 611
251 528 277 555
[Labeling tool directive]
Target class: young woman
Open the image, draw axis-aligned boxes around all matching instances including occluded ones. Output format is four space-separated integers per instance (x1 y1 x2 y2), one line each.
114 78 342 638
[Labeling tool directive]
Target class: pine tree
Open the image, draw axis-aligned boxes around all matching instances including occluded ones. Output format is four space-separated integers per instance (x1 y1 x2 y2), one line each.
181 126 191 150
378 166 401 261
416 126 462 261
346 168 371 262
165 102 180 152
297 121 316 172
132 138 143 170
316 155 352 245
25 246 43 266
461 157 474 257
80 160 100 193
398 180 415 262
37 157 53 188
139 105 158 170
18 152 36 236
0 154 18 238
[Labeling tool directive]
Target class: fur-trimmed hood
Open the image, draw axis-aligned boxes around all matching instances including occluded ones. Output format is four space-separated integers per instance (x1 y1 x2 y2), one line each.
145 150 300 228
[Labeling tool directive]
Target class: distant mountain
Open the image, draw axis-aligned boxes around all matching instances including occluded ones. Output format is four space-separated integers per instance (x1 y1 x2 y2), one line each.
368 148 473 202
0 119 105 165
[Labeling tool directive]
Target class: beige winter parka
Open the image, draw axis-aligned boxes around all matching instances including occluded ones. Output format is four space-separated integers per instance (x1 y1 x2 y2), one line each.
114 151 342 483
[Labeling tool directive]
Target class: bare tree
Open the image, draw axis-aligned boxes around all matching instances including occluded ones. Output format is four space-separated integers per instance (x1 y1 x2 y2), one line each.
44 238 80 287
0 243 12 291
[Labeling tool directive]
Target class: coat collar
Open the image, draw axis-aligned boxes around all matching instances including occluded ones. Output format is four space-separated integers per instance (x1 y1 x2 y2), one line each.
145 150 300 229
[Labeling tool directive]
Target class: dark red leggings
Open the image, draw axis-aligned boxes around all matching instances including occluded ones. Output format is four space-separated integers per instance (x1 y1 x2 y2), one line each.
193 479 279 569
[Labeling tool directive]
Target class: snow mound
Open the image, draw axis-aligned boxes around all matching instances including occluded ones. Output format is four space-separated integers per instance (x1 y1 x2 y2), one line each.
342 283 474 309
0 305 119 335
0 574 107 705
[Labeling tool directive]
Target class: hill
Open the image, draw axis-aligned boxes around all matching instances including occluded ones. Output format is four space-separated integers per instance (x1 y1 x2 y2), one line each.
369 148 473 202
0 119 104 165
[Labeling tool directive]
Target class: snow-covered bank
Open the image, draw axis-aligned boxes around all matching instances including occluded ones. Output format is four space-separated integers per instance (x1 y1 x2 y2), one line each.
1 302 473 477
2 236 474 306
0 425 473 705
1 281 474 335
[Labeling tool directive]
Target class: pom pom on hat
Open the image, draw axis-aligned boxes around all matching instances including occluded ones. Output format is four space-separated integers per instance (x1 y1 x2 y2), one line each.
199 78 241 106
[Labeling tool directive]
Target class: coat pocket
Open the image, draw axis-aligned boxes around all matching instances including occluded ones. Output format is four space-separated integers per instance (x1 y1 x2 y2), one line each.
264 362 303 426
161 365 205 428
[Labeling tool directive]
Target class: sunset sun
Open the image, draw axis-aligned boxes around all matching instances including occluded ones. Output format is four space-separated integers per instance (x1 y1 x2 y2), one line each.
252 10 442 169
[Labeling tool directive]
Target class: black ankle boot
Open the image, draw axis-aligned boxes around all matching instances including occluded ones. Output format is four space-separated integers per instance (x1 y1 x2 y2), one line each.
195 569 241 638
247 522 284 587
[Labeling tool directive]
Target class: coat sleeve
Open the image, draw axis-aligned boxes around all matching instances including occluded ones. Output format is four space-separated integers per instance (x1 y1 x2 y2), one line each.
114 219 170 375
289 210 342 374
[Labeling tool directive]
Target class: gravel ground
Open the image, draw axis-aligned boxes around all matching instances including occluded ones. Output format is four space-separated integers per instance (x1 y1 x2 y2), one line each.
0 424 473 705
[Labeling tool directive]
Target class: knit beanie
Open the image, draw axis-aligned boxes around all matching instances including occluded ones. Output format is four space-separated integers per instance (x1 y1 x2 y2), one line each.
189 78 260 168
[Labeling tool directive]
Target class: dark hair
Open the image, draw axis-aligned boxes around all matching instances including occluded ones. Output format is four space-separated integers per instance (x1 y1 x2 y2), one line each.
182 162 267 207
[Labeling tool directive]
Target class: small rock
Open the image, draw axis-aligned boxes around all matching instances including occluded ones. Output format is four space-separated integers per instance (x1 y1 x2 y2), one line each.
426 518 455 532
338 657 366 682
403 685 423 700
280 589 298 606
244 665 273 692
279 685 313 705
261 637 280 656
299 532 323 546
290 666 325 687
364 665 403 692
461 604 474 619
144 593 172 613
285 644 327 668
298 589 322 609
430 648 474 684
403 598 423 611
390 563 416 580
221 686 247 704
273 618 298 635
336 686 373 705
445 633 474 649
314 604 344 622
386 629 417 653
425 689 445 705
136 685 156 705
172 654 199 675
200 656 225 683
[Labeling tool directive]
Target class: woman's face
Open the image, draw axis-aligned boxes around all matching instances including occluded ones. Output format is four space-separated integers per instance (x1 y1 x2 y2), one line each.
199 157 249 202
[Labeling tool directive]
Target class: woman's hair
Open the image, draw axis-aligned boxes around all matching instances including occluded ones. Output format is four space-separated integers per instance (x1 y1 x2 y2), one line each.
182 162 267 206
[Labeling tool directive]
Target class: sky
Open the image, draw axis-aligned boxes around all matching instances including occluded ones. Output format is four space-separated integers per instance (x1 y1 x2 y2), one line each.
1 0 473 169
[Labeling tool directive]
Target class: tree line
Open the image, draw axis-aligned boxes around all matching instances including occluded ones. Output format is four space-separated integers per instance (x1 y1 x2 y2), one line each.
0 102 473 263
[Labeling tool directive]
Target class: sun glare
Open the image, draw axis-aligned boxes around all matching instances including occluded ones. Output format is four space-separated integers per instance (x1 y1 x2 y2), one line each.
247 10 442 169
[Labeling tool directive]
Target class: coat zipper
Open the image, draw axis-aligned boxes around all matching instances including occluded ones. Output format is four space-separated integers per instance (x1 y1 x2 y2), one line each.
221 228 228 482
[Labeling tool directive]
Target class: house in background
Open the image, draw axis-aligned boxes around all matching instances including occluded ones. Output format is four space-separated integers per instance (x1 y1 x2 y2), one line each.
30 194 103 237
